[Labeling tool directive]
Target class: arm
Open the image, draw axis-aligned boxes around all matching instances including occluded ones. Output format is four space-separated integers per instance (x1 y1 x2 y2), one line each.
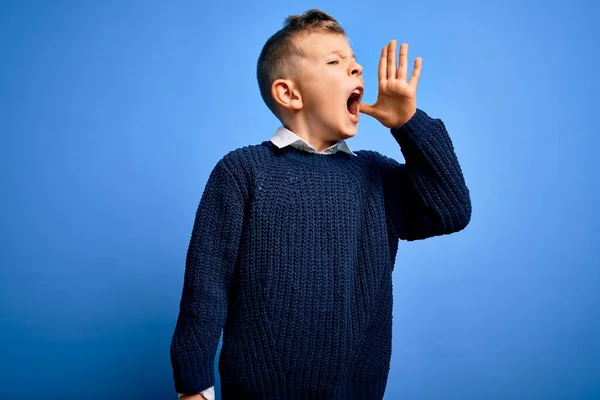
379 109 471 241
359 41 471 240
170 158 246 395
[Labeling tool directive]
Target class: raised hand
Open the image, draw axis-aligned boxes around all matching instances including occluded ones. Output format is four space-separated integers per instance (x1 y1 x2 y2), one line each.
360 40 422 129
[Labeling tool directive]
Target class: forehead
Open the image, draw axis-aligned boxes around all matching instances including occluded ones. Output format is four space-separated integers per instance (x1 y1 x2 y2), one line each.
300 32 353 59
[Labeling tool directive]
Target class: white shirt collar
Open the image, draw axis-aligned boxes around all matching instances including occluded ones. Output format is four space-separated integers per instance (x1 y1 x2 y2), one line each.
270 126 357 156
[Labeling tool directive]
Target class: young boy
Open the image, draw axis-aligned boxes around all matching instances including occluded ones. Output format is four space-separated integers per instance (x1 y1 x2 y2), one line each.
171 9 471 400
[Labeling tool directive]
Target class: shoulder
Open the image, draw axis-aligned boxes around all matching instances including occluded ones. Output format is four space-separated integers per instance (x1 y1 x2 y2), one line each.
219 142 272 172
208 143 271 199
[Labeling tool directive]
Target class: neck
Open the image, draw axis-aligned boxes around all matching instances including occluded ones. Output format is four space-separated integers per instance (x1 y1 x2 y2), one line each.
283 117 339 153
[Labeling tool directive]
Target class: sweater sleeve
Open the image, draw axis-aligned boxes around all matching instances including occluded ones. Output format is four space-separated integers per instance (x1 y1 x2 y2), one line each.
378 108 471 241
170 158 246 394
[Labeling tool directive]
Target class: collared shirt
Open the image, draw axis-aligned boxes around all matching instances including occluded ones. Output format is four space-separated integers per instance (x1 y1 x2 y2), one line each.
270 126 357 156
177 386 214 400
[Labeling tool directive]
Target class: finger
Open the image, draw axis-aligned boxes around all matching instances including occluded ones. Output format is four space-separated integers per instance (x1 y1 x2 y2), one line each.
397 43 408 81
409 56 422 87
387 40 396 79
359 102 376 116
378 46 387 82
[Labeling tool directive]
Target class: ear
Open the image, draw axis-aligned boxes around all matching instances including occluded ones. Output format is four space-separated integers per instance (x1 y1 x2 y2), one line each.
271 79 303 111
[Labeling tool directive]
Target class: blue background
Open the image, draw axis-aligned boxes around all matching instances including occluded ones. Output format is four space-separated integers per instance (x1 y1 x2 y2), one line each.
1 1 599 399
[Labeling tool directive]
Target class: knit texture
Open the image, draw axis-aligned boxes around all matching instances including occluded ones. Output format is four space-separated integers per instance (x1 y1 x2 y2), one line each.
170 109 471 399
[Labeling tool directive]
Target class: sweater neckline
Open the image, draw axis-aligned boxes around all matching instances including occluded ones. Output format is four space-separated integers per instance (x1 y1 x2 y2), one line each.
261 140 356 166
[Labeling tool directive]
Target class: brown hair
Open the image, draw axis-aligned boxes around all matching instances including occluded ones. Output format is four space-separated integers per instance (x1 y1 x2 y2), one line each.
256 9 345 118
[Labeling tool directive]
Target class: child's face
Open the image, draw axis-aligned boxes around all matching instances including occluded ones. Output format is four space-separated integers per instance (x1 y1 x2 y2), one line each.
296 32 364 140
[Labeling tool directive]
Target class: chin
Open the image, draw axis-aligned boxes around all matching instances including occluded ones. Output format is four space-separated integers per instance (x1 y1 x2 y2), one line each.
338 119 359 139
339 127 357 139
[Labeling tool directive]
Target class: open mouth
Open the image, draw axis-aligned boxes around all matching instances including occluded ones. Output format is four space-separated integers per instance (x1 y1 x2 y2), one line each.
346 86 363 122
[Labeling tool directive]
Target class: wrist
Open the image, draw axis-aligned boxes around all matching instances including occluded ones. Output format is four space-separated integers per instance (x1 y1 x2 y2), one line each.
178 394 206 400
392 109 417 129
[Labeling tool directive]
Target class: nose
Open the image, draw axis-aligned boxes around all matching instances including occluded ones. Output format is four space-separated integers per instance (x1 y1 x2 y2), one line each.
350 61 363 77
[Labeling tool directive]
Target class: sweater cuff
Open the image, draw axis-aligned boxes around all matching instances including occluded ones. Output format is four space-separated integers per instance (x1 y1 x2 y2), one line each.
390 109 435 141
174 359 215 395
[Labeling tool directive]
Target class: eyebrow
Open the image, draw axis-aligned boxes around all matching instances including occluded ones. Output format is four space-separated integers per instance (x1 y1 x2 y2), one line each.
330 50 356 59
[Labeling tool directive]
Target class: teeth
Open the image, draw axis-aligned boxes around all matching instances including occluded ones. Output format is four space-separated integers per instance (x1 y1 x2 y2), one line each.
352 89 360 95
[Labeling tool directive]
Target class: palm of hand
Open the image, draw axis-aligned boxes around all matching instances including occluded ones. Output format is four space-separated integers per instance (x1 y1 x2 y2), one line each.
360 40 421 129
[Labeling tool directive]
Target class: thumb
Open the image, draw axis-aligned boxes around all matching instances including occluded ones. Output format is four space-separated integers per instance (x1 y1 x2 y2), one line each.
359 102 376 116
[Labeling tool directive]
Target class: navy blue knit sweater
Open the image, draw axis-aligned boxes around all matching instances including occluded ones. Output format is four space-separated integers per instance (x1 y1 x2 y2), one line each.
170 109 471 399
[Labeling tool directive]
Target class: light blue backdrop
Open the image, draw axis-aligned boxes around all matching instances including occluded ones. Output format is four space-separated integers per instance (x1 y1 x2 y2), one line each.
1 1 598 399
